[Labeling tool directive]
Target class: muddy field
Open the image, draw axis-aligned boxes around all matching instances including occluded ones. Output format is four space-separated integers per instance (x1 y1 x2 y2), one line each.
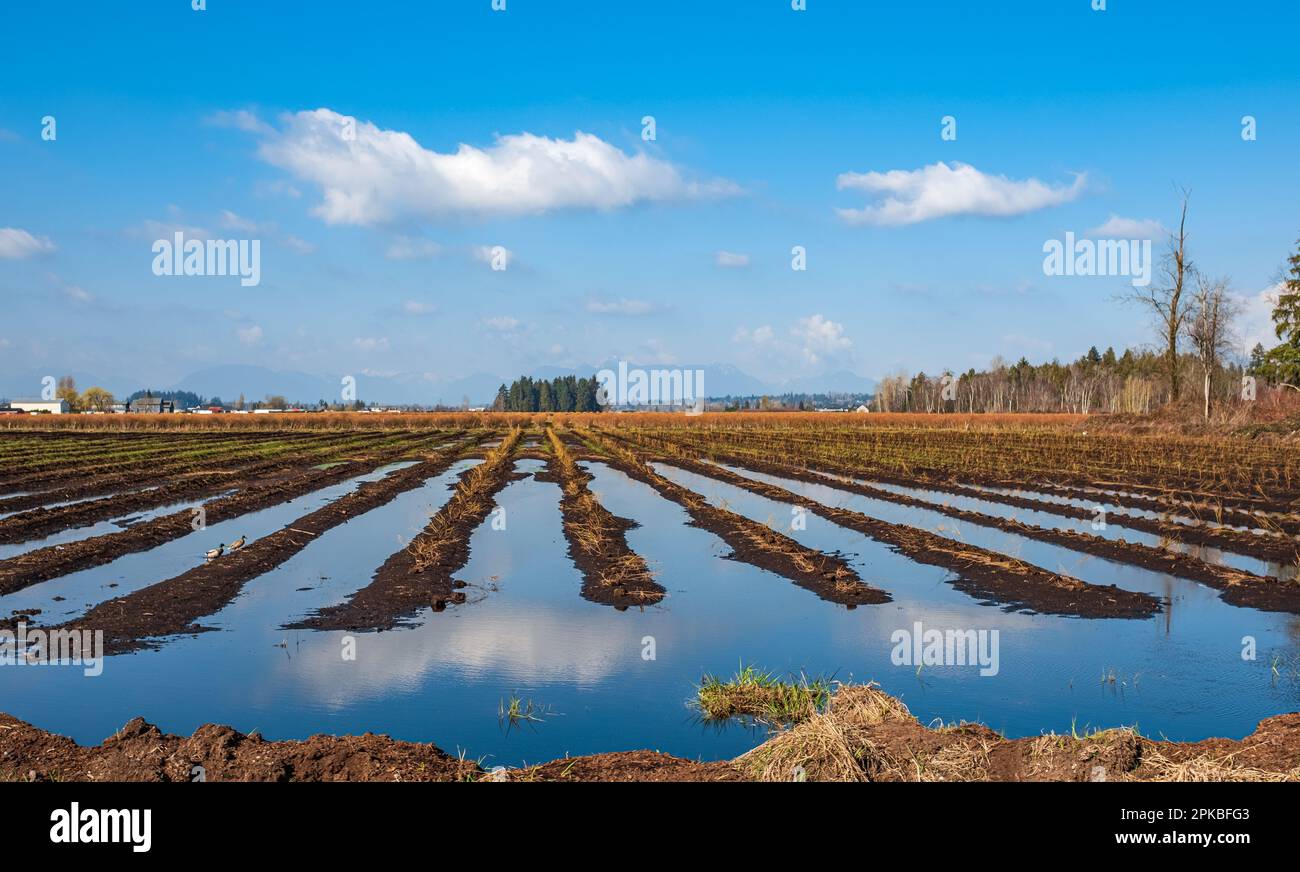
1 413 1299 779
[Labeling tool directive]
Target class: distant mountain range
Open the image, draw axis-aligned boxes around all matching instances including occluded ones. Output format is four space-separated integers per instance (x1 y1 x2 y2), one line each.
0 362 876 407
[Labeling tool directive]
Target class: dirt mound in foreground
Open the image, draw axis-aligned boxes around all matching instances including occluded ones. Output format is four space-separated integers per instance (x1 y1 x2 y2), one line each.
3 685 1298 782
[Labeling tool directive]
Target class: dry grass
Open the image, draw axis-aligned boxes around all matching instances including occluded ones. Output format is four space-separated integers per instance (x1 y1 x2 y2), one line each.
736 684 913 782
546 427 661 602
407 428 521 571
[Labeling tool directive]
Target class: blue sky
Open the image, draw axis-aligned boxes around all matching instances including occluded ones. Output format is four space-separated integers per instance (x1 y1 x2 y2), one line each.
2 0 1297 399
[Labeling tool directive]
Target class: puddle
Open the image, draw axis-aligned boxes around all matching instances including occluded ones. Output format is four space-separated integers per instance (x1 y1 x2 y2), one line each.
0 463 418 621
0 458 1297 769
789 469 1295 580
0 493 236 563
0 486 163 521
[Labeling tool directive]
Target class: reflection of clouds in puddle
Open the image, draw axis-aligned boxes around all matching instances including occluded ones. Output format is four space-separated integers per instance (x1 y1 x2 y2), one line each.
278 606 643 709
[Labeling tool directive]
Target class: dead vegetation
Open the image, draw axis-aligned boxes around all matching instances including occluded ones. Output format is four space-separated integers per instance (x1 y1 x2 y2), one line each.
407 429 522 572
545 427 664 607
580 428 888 606
734 683 1300 782
602 428 1159 619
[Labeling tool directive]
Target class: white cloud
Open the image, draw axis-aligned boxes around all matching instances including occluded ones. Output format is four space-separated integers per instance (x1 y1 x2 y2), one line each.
353 337 390 352
733 325 775 344
281 235 315 254
836 161 1086 226
715 250 750 268
1086 214 1166 240
791 314 851 363
237 325 264 346
402 300 437 316
0 227 56 259
585 297 657 316
385 235 442 260
205 109 274 136
250 108 738 224
219 210 261 232
482 316 520 332
62 284 93 304
1238 283 1283 353
133 218 211 241
734 316 851 368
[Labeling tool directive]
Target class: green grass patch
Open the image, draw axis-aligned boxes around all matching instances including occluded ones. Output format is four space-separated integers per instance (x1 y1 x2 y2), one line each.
696 664 832 724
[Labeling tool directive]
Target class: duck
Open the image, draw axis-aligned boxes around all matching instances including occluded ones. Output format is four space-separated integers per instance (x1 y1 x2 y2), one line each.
228 535 246 552
205 544 224 560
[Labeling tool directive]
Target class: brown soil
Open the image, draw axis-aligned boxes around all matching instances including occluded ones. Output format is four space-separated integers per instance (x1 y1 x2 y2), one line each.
0 714 479 782
583 432 888 607
689 450 1300 616
0 435 462 604
3 684 1295 782
607 434 1160 620
0 428 384 519
546 427 665 608
0 431 355 493
0 431 439 543
647 427 1300 530
749 455 1300 564
285 432 523 632
42 449 474 653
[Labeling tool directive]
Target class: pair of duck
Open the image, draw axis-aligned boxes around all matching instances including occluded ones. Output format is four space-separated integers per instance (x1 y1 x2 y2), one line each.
205 535 246 560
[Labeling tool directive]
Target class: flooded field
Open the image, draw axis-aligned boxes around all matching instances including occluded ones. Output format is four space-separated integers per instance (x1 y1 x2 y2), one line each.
1 415 1299 774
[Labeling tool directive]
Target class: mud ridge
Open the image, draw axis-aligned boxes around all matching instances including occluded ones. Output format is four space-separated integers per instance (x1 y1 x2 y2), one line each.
582 431 888 607
0 434 467 603
41 449 477 653
546 427 665 608
603 431 1159 620
285 430 524 633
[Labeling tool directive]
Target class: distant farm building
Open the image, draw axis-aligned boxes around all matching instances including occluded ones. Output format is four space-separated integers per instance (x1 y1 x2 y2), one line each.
6 399 71 414
127 396 175 414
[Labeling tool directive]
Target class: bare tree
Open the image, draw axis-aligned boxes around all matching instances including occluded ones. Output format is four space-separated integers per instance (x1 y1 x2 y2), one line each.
1185 274 1239 419
1121 188 1193 402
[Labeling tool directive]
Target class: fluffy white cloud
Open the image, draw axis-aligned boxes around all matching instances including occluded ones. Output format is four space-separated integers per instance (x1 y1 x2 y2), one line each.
715 250 750 268
250 108 738 224
0 227 56 259
1238 283 1283 353
1086 214 1166 240
733 325 775 344
791 314 851 363
353 336 390 352
836 161 1086 226
237 325 263 346
734 317 849 366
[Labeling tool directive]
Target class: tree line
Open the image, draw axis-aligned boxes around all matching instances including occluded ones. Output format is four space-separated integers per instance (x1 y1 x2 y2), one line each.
492 375 603 412
876 194 1300 418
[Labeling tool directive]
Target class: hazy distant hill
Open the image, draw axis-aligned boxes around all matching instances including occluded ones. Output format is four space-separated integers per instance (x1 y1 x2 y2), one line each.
2 362 876 407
